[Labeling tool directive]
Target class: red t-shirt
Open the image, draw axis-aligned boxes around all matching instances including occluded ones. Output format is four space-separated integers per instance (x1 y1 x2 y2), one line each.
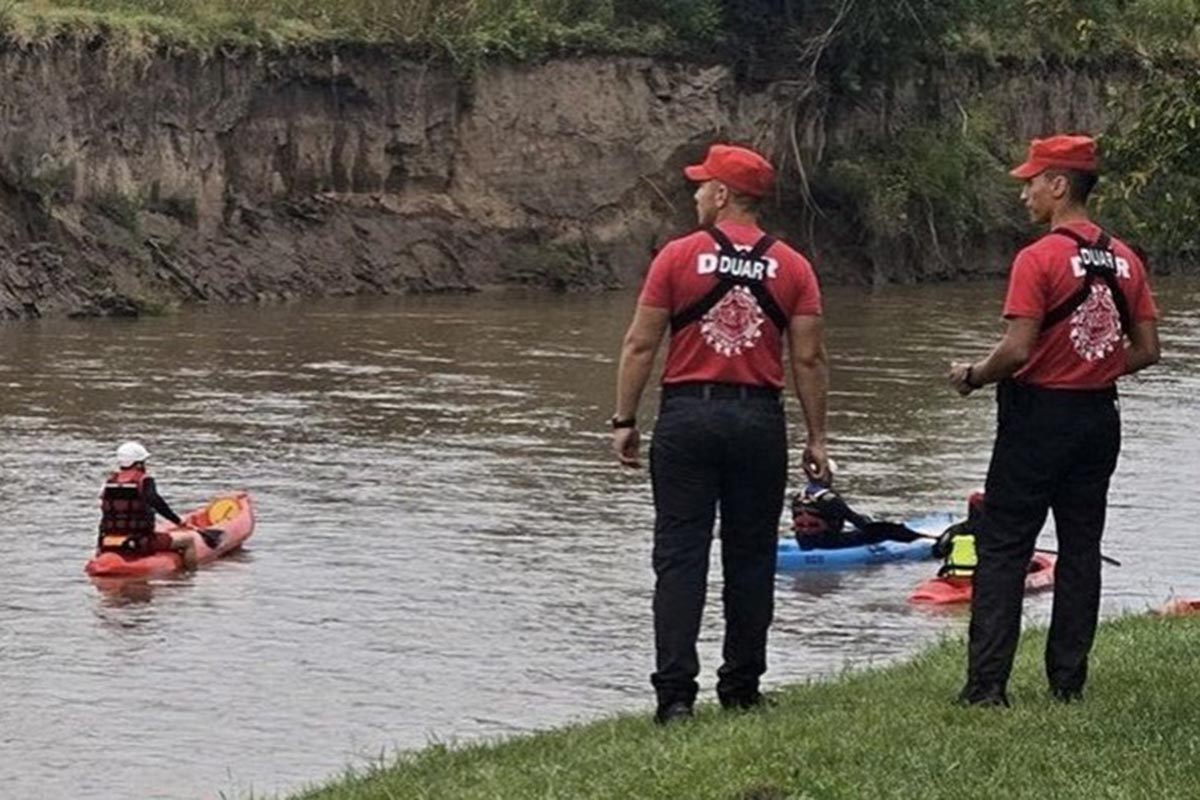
638 221 822 389
1004 220 1158 390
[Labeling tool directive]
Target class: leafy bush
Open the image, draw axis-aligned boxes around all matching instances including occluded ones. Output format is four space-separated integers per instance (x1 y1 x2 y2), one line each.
0 0 722 57
1099 67 1200 263
816 108 1020 270
738 1 1200 267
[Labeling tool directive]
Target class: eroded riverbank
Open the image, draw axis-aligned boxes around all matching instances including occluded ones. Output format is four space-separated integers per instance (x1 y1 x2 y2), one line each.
0 41 1129 321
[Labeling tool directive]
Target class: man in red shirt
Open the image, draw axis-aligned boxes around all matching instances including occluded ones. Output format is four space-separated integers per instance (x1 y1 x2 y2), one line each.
612 143 830 724
948 134 1160 706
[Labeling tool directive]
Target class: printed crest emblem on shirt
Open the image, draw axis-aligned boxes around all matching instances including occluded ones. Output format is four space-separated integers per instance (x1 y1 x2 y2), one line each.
1070 284 1122 362
701 286 765 357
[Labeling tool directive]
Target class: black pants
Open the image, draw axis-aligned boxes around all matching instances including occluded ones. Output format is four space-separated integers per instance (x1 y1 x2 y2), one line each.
966 380 1121 697
649 386 787 708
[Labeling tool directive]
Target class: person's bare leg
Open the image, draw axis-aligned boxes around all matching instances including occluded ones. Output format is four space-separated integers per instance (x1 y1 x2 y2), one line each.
172 536 199 570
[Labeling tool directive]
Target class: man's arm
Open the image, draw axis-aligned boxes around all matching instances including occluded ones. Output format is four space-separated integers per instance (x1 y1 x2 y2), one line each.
143 478 184 526
613 305 670 467
1124 319 1160 375
787 314 830 482
950 316 1040 395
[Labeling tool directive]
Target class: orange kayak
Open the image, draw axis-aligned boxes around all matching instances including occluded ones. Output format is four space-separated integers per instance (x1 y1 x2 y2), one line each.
909 552 1056 605
85 493 255 578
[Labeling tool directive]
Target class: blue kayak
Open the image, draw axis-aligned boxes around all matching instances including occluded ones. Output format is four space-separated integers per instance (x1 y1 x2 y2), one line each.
776 511 955 572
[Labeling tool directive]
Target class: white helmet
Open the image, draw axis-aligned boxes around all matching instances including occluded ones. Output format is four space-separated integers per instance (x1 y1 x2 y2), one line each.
116 441 150 468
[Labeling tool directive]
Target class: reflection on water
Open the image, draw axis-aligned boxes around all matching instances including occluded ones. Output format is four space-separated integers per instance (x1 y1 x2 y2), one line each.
1 278 1198 798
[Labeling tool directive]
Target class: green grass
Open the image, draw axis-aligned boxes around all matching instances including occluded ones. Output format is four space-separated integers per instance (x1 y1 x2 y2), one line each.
1 1 1196 70
0 0 719 59
294 615 1200 800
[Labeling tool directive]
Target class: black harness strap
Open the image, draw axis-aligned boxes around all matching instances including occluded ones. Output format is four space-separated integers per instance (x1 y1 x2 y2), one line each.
669 226 789 334
1040 228 1132 335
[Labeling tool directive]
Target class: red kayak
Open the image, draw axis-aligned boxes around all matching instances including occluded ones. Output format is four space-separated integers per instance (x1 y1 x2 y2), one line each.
85 493 255 578
909 552 1056 605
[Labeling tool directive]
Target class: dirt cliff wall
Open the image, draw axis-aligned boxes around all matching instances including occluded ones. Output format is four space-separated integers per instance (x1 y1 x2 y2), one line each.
0 46 1119 320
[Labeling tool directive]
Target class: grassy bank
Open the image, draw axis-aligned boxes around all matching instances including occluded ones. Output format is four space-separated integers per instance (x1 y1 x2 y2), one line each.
0 0 719 58
4 1 1196 62
296 614 1200 800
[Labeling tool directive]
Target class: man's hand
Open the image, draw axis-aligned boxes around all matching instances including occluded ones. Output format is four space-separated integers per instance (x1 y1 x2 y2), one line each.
613 427 642 468
802 440 831 485
948 362 976 397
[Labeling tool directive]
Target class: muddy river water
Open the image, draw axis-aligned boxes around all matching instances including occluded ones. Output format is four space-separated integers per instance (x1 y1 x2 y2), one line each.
2 278 1198 799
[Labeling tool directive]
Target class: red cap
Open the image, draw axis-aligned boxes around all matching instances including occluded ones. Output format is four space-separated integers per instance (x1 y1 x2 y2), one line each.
684 144 775 198
1009 135 1098 179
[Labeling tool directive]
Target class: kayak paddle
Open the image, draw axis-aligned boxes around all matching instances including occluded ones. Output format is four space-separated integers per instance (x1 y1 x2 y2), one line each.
861 520 1122 567
197 529 224 549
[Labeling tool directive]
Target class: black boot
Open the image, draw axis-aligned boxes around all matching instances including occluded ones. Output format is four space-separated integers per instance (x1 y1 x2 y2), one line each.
955 684 1010 708
654 701 694 726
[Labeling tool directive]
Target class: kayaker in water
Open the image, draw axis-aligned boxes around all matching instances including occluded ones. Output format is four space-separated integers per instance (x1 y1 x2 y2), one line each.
96 442 212 569
792 484 877 547
931 491 985 578
947 134 1161 707
791 482 923 549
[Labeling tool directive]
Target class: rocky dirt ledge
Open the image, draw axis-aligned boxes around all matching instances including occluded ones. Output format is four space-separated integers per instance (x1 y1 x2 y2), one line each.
0 45 1113 320
0 47 760 320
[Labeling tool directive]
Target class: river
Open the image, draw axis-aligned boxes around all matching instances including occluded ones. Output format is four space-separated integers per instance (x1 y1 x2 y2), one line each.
2 278 1197 799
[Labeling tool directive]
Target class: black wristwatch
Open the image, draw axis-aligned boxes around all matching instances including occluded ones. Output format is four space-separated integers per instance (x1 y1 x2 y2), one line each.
965 365 982 390
610 415 637 429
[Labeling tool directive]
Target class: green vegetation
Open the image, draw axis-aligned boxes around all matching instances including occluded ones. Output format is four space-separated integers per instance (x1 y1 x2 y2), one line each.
0 0 720 59
736 1 1200 269
817 109 1022 278
722 0 1200 78
1099 66 1200 268
940 0 1200 63
295 615 1200 799
6 0 1190 64
3 1 1200 264
93 188 142 233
